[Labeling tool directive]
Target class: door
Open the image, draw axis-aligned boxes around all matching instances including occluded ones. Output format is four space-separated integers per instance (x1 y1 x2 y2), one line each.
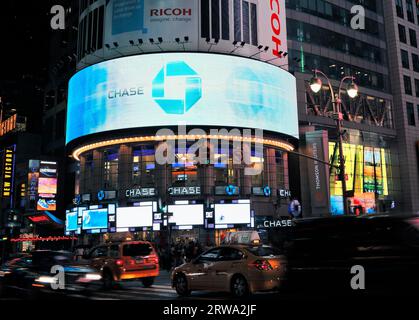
89 246 109 271
212 247 246 291
186 247 222 290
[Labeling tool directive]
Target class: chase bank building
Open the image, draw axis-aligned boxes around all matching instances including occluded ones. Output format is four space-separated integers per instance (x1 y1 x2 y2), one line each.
65 0 297 244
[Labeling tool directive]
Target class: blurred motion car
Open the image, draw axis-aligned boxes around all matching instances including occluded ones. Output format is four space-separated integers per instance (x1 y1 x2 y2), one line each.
0 250 101 298
171 244 286 297
85 241 159 289
282 214 419 295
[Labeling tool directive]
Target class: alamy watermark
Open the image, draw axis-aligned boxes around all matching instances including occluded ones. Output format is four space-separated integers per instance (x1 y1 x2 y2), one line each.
350 265 366 290
50 5 66 30
351 5 366 30
154 126 264 176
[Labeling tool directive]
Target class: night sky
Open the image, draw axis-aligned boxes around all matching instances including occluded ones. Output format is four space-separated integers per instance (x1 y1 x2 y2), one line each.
0 1 62 130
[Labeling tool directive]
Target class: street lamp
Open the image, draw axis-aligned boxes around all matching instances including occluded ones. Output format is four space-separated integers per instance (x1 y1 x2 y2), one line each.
309 69 359 216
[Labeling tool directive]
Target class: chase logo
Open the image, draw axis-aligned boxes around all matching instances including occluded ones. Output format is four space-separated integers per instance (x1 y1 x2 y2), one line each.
152 61 202 114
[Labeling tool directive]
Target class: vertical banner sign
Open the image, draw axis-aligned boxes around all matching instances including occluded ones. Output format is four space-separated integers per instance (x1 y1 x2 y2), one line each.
37 161 58 211
305 131 330 216
2 145 16 207
28 160 40 202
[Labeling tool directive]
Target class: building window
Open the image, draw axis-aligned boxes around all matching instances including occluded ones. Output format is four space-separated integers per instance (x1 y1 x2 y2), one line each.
401 49 410 69
232 0 258 45
409 29 417 47
406 0 415 23
211 0 220 40
233 0 241 42
201 0 210 39
287 19 384 64
399 24 407 43
286 0 381 38
396 0 404 18
407 102 416 126
221 0 230 40
404 76 413 95
132 145 155 187
415 79 419 97
103 148 119 190
413 53 419 72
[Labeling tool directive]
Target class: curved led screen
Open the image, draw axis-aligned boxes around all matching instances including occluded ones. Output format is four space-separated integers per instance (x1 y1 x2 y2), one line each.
67 53 298 144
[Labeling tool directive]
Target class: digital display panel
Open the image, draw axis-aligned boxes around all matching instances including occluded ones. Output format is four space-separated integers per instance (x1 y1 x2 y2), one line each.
66 211 78 232
38 178 57 194
167 204 204 226
214 203 251 225
67 53 298 144
329 142 389 215
82 208 108 230
116 206 153 228
37 198 56 211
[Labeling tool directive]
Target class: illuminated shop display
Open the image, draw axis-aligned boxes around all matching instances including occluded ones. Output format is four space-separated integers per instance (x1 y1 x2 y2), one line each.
35 161 58 211
167 203 204 226
116 205 153 228
214 202 251 225
67 53 298 144
82 208 109 230
65 211 78 232
329 142 391 215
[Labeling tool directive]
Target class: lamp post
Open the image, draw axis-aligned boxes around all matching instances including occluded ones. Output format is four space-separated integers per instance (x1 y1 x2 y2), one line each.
309 69 358 216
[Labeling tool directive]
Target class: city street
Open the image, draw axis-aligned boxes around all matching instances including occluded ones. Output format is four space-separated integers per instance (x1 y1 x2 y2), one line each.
0 1 419 314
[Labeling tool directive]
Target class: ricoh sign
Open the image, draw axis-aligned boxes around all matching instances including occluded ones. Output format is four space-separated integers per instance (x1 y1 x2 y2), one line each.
268 0 286 58
99 0 288 67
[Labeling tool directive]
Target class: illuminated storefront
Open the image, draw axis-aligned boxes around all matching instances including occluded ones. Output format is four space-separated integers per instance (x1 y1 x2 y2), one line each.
65 1 295 243
66 53 298 241
329 142 396 215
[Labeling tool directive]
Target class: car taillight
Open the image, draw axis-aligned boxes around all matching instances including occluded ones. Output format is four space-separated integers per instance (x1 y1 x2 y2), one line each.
116 259 124 267
253 260 273 271
146 255 159 264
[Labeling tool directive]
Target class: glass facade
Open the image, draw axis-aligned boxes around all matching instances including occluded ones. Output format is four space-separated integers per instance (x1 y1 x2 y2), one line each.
76 141 289 205
287 19 385 64
288 49 387 91
328 131 401 215
286 0 382 38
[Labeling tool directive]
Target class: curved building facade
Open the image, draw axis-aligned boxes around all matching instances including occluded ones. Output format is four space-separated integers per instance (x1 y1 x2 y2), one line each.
66 0 297 243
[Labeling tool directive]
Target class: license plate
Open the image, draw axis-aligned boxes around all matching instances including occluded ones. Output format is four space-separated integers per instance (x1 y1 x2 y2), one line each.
135 259 144 264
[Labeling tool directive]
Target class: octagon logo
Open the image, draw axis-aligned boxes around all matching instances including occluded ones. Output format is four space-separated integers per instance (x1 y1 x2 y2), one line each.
152 61 202 114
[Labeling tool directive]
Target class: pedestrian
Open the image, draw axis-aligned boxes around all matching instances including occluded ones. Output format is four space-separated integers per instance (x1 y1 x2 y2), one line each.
288 197 302 219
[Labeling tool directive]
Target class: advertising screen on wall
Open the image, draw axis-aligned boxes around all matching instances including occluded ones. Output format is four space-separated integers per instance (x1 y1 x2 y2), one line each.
67 53 298 144
100 0 287 66
329 142 389 215
167 204 204 226
214 203 251 225
116 206 153 228
82 208 108 230
65 211 78 232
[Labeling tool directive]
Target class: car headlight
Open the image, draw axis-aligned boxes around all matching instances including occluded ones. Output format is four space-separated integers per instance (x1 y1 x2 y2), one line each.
84 273 101 281
35 276 57 284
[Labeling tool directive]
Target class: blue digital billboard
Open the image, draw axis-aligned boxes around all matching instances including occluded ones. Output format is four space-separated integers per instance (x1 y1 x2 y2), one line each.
65 211 78 232
82 208 108 230
66 53 298 144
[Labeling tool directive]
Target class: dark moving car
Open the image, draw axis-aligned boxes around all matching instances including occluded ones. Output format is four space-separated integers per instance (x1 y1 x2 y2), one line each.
281 214 419 295
0 250 101 298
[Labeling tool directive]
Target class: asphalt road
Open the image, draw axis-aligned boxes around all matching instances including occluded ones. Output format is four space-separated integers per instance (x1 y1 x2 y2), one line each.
1 271 408 301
